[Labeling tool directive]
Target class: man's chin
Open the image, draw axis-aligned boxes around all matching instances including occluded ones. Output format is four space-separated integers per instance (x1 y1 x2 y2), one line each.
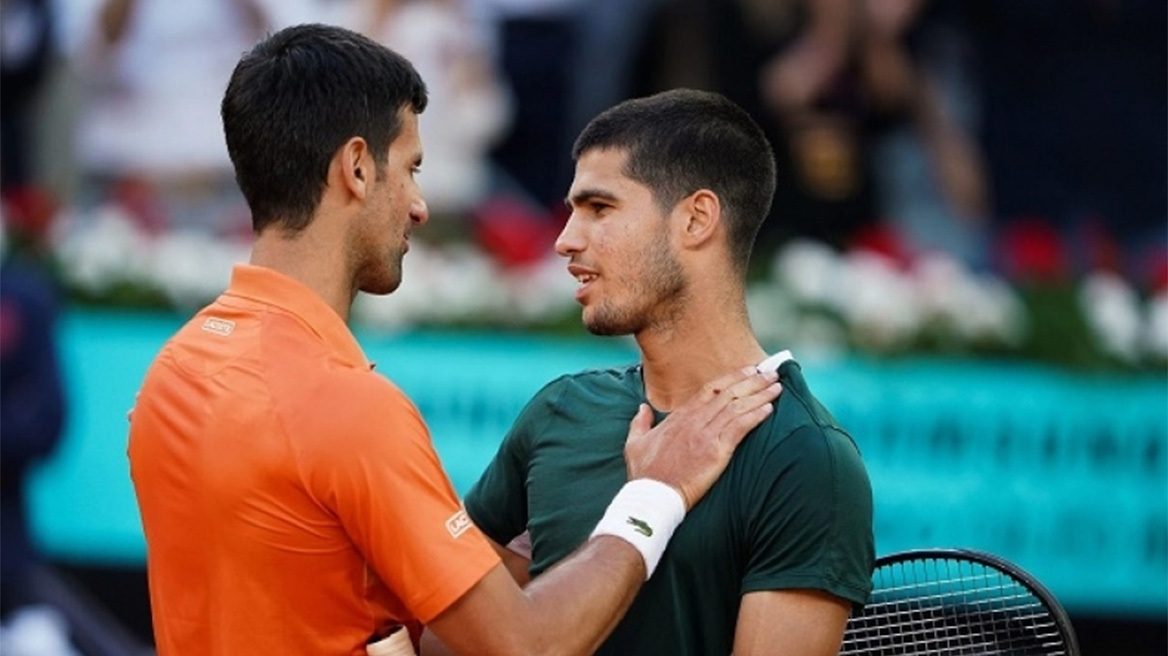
582 312 635 337
360 276 402 296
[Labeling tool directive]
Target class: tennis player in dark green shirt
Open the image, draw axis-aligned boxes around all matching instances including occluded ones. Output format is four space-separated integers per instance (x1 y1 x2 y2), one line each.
465 89 875 655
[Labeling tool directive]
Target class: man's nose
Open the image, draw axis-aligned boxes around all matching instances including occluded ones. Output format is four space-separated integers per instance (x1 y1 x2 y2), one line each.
410 198 429 226
554 214 582 257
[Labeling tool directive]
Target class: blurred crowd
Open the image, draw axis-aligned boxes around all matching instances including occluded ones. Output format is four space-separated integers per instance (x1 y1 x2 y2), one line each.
0 0 1163 288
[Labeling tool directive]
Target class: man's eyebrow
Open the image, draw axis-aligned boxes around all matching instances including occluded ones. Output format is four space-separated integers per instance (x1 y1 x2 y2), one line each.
565 188 619 209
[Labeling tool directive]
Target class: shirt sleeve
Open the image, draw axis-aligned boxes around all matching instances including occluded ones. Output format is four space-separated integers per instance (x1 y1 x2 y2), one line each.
740 424 875 607
303 374 500 624
464 380 556 546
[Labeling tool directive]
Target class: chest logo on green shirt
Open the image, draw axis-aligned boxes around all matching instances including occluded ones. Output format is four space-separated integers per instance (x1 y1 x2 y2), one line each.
627 516 653 537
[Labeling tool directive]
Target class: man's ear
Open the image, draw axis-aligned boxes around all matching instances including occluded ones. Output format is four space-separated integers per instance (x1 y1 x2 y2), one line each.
677 189 722 249
336 137 371 200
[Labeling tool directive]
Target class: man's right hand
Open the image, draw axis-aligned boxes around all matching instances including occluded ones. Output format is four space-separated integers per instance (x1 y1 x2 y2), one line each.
624 367 782 510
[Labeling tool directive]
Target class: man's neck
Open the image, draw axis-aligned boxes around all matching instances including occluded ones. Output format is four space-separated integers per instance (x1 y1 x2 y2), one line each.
249 227 353 323
636 302 766 412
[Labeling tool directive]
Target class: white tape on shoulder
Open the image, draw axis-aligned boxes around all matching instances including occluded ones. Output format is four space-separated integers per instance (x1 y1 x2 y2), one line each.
756 350 794 374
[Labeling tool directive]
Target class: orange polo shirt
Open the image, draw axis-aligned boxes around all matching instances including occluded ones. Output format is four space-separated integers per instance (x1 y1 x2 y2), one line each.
128 265 499 655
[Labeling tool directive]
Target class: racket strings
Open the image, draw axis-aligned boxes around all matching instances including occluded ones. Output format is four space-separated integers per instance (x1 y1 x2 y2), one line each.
840 557 1071 655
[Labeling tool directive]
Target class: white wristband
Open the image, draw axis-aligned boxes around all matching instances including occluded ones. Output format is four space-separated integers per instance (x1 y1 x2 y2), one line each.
589 479 687 579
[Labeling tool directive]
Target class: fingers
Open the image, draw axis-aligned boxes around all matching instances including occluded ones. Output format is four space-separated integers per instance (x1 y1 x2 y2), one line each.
724 385 781 421
626 403 654 441
690 367 778 417
721 368 780 407
718 389 779 450
706 371 782 450
697 366 761 399
682 367 776 428
623 370 782 512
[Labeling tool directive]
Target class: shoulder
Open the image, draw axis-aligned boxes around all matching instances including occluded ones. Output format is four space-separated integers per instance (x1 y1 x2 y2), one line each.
542 363 641 395
771 361 848 435
296 367 422 441
519 363 641 415
742 361 868 489
289 369 440 497
502 364 641 452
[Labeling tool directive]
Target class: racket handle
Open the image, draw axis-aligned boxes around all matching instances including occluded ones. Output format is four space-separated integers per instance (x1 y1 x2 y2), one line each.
367 627 415 656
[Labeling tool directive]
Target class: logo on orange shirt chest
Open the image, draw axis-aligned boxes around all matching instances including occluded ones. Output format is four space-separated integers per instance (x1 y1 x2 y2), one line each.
201 317 236 336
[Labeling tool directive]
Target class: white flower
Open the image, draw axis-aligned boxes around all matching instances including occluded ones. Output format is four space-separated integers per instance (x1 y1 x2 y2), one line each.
53 205 152 292
1079 271 1142 362
771 239 840 307
912 253 968 327
356 241 523 329
833 251 921 350
503 254 578 323
427 244 501 322
148 230 247 308
969 276 1027 347
910 253 1026 347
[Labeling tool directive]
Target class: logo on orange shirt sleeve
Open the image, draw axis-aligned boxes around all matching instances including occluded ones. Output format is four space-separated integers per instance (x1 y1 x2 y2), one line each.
445 509 472 539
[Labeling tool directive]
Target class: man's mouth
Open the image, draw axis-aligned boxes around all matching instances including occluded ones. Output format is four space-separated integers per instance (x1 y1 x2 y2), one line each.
567 264 599 302
574 272 598 286
567 264 599 300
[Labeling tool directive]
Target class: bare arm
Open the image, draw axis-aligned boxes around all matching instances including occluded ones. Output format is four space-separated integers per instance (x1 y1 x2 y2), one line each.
427 538 642 656
425 367 782 656
493 536 532 587
733 589 853 656
760 0 856 114
914 72 989 220
420 539 533 655
97 0 137 46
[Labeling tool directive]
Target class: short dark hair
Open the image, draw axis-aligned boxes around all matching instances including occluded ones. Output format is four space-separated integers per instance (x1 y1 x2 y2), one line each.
572 89 776 275
222 24 427 233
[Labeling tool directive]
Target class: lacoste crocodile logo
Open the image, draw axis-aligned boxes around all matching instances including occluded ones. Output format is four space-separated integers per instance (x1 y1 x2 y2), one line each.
627 516 653 537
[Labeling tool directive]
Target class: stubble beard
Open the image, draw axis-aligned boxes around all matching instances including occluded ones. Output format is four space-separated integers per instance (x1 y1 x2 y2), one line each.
351 224 405 296
584 240 687 336
358 250 403 296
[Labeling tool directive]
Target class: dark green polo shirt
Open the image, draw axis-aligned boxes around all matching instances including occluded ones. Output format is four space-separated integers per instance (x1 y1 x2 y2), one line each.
466 359 874 655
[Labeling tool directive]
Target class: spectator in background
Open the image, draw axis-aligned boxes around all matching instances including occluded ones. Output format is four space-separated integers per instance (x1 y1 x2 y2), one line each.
65 0 305 234
1 0 56 192
563 0 668 158
698 0 877 261
968 0 1167 287
861 0 990 267
648 0 991 270
476 0 581 214
0 197 68 623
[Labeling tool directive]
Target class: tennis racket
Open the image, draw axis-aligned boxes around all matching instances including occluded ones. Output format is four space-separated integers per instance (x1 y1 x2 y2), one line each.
839 548 1080 655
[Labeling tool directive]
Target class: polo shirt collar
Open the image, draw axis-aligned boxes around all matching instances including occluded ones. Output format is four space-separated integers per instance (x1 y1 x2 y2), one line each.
224 264 370 369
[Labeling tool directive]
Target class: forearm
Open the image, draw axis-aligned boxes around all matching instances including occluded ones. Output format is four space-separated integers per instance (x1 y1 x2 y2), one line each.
98 0 136 45
805 0 855 52
427 537 644 656
517 536 643 654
